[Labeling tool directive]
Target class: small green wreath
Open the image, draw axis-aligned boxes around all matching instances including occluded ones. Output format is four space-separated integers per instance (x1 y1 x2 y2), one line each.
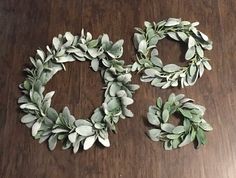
132 18 213 88
147 93 213 150
18 29 139 153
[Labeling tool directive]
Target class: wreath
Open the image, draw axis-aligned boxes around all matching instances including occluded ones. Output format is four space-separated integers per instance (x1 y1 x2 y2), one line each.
132 18 213 88
18 30 139 153
147 93 213 150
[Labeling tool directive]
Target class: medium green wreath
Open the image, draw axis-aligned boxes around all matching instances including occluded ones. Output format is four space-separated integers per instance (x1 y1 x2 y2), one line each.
147 93 213 150
132 18 213 88
18 29 139 153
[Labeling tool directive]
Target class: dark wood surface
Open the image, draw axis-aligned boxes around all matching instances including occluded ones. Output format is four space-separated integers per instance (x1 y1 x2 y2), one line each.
1 0 236 178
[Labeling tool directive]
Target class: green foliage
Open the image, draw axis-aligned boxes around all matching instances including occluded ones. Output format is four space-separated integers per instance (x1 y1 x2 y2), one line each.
18 30 139 153
147 93 213 150
132 18 213 88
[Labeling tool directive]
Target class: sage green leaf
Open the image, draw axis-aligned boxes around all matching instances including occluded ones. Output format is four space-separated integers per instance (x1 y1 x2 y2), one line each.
121 97 134 105
44 91 55 101
101 34 109 44
199 31 209 41
133 33 145 49
190 129 196 141
202 42 213 50
162 81 171 89
165 18 181 26
98 136 110 147
127 84 140 91
37 50 45 60
178 108 192 118
94 123 103 129
161 123 175 133
32 120 42 137
185 47 195 60
46 107 58 121
76 125 94 136
175 94 185 101
144 68 159 77
141 77 153 83
56 48 66 57
151 56 163 67
178 134 191 147
181 21 191 25
86 32 92 41
20 103 38 110
199 121 213 131
48 134 58 150
162 109 169 122
149 36 159 46
73 138 81 153
148 129 161 141
18 95 29 104
182 102 197 109
75 119 93 127
147 112 160 126
123 108 134 117
90 110 104 123
196 45 204 57
151 48 158 57
168 93 176 103
52 37 61 50
87 39 99 48
91 58 99 71
199 63 204 77
113 39 124 49
88 48 100 58
191 21 199 27
163 64 181 73
52 128 68 133
171 81 178 87
106 98 120 111
64 32 74 46
21 114 37 123
172 139 180 148
107 40 124 58
83 135 96 150
196 128 207 145
68 132 77 143
172 126 185 134
109 82 121 96
156 97 162 108
189 64 197 77
189 115 201 123
183 119 191 131
117 73 132 83
167 32 180 41
166 134 180 139
131 62 140 72
57 55 75 63
203 61 212 70
116 90 127 97
138 40 147 54
177 32 188 42
188 36 196 48
144 21 152 27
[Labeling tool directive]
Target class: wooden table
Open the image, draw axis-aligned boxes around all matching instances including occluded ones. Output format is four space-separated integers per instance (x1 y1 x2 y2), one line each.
1 0 236 178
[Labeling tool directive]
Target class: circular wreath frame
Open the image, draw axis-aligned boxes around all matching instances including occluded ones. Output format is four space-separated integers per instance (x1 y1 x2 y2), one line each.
132 18 213 88
147 93 213 150
18 30 139 153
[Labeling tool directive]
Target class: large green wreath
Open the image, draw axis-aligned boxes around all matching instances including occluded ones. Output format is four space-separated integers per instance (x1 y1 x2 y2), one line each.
147 93 213 150
18 30 139 153
132 18 213 88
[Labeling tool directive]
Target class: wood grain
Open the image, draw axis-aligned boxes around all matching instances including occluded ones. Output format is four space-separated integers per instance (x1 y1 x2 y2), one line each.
0 0 236 178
